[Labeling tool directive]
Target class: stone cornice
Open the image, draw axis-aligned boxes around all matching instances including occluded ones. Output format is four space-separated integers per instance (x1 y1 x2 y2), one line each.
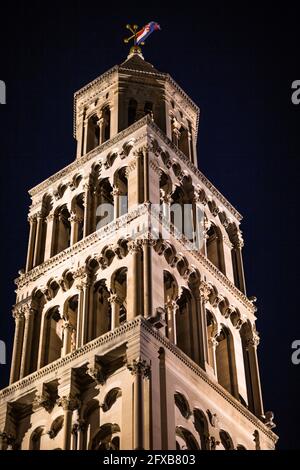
0 316 278 444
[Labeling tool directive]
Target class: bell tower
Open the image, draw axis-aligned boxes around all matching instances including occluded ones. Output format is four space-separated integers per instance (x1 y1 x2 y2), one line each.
0 45 277 451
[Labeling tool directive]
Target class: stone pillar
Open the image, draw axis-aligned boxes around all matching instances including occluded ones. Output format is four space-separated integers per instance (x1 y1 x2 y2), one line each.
208 336 218 376
9 309 25 384
112 186 120 219
143 147 150 202
235 235 247 294
245 333 264 418
83 182 92 237
108 294 122 330
75 268 92 347
188 131 193 163
198 280 212 369
33 212 44 267
127 241 142 319
69 212 82 246
76 110 85 159
44 213 56 260
142 240 153 318
58 396 80 451
128 359 150 450
165 299 178 344
82 118 88 155
19 306 35 378
62 320 74 357
25 215 37 272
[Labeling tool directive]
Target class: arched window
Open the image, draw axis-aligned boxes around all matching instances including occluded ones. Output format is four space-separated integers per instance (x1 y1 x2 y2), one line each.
29 426 44 450
176 427 200 450
144 101 153 117
216 326 238 398
90 423 121 450
63 295 78 354
113 167 128 217
86 114 100 153
128 98 137 126
110 267 127 328
193 409 210 450
43 306 63 366
178 126 189 158
174 392 191 419
219 430 234 450
163 271 178 343
71 193 84 244
206 310 218 374
52 205 71 256
95 179 114 231
90 280 111 341
176 288 194 358
206 224 226 274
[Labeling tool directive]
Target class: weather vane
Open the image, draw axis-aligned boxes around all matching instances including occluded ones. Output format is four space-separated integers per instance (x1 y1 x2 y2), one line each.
124 21 161 55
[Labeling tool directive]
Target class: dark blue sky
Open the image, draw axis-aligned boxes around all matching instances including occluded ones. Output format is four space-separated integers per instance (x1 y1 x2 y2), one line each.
0 1 299 449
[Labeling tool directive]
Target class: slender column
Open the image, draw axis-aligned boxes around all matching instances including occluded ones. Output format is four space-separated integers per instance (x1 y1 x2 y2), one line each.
75 268 92 347
208 336 218 375
33 212 44 267
165 299 178 344
235 234 247 294
198 281 212 368
69 212 81 245
108 294 121 330
98 116 104 145
26 215 37 272
58 396 80 450
44 213 56 260
62 320 74 356
245 333 264 418
9 309 25 383
83 182 92 237
128 359 150 450
128 241 142 319
142 240 152 318
82 119 88 155
143 147 150 202
112 186 120 219
19 306 35 378
187 131 193 162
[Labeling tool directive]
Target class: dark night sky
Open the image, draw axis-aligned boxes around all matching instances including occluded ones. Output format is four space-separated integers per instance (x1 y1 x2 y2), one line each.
0 1 299 449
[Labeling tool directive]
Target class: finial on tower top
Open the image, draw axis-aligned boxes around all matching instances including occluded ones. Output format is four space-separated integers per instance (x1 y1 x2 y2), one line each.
124 22 161 58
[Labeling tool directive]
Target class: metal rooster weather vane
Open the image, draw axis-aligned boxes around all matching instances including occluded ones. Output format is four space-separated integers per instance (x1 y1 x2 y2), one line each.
124 21 161 55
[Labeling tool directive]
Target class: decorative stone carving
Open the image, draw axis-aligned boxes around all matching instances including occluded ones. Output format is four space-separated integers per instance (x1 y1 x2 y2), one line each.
127 358 151 379
33 393 55 413
199 281 212 302
57 395 80 412
264 411 276 429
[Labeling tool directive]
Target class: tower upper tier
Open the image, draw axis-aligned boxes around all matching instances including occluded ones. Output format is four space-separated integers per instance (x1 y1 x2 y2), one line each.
74 50 200 166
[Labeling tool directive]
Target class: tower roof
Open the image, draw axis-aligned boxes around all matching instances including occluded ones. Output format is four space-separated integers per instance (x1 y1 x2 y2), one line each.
119 51 162 75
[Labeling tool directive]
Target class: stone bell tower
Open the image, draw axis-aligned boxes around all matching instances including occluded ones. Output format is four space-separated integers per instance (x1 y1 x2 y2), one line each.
0 47 278 451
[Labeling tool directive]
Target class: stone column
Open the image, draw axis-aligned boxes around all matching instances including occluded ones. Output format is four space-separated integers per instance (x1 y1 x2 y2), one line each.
19 306 35 379
83 182 92 237
69 212 82 246
127 241 142 319
143 147 150 202
208 336 218 376
76 110 85 159
198 280 212 369
44 213 56 260
9 309 25 384
165 299 178 344
142 240 153 318
82 118 88 155
33 212 44 267
235 234 247 294
108 294 122 330
62 320 74 356
128 359 150 450
75 268 92 347
58 396 80 451
112 186 120 219
25 215 37 272
245 333 264 418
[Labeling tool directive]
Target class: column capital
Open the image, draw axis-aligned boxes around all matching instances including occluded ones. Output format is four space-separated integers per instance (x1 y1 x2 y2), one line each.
127 358 151 379
128 240 143 254
108 294 123 306
199 280 212 302
32 393 55 413
57 395 80 412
